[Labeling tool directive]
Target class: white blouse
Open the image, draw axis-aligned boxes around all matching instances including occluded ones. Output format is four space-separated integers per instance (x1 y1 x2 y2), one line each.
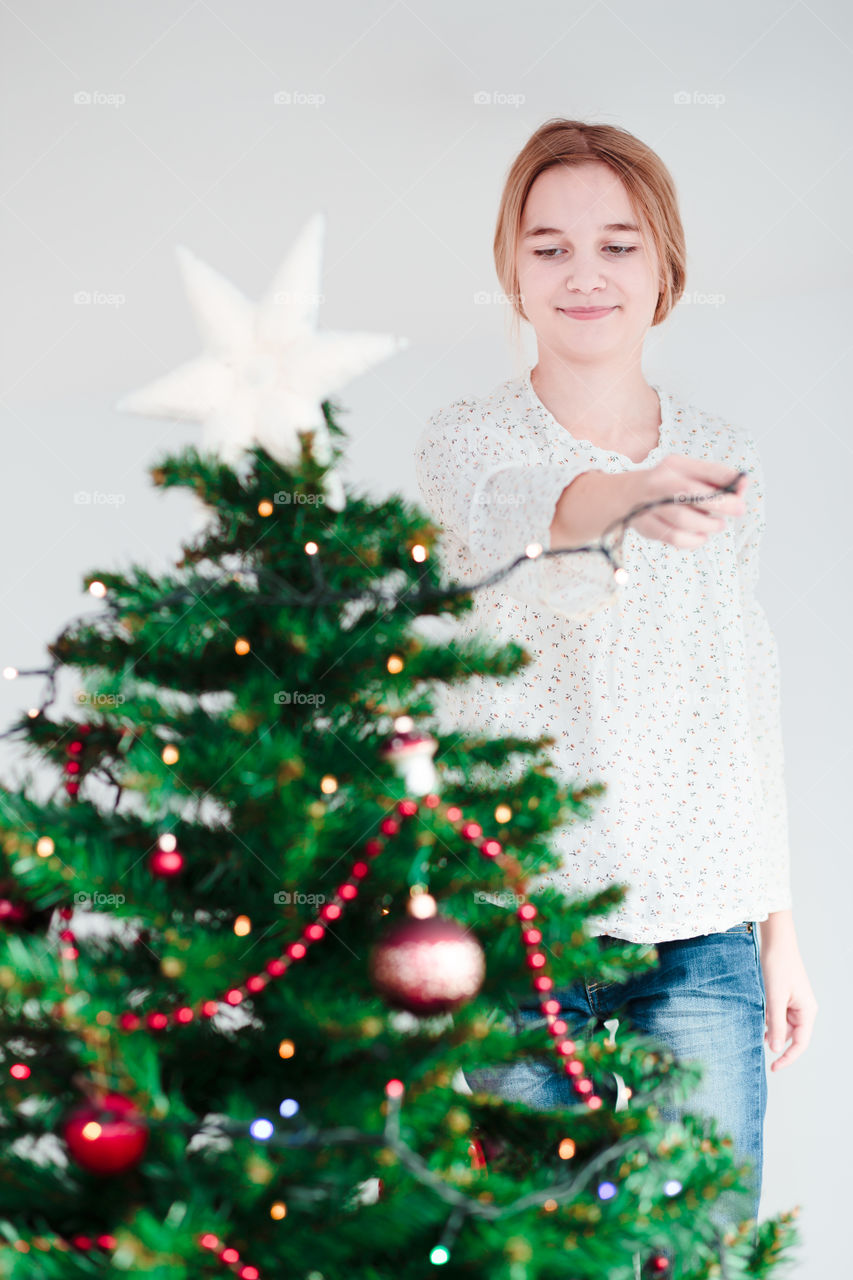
414 365 792 944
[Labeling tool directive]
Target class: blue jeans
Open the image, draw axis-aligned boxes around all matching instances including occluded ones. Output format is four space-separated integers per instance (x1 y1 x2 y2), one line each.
464 920 767 1247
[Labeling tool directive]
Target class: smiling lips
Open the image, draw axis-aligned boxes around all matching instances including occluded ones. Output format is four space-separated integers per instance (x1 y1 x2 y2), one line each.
558 306 616 320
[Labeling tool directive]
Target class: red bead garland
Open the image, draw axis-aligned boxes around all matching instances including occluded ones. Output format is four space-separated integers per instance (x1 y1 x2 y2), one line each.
0 1229 261 1277
199 1232 262 1277
50 792 602 1104
105 807 404 1032
0 1234 118 1261
9 787 620 1271
64 723 91 798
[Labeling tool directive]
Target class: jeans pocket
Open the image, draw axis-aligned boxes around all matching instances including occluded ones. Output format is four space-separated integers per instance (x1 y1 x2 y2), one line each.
722 920 753 934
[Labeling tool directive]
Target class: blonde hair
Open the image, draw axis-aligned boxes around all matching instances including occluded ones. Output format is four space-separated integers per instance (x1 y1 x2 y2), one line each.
494 118 686 352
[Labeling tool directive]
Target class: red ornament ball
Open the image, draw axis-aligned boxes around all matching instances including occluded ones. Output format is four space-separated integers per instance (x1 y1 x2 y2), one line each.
0 898 29 928
62 1092 149 1175
468 1136 488 1170
149 848 184 877
369 912 485 1015
0 880 54 933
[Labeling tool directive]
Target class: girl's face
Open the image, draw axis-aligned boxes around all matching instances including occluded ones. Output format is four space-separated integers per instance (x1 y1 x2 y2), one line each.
516 161 663 363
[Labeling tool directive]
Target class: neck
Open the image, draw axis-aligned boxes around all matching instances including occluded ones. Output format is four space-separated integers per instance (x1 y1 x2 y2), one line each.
529 357 660 451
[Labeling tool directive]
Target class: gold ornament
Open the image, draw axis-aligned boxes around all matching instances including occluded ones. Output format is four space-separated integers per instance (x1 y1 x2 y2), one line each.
277 758 305 783
229 711 258 733
505 1237 533 1263
246 1154 275 1185
445 1108 470 1134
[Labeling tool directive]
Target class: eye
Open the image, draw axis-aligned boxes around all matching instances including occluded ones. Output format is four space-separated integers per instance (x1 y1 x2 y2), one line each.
532 245 639 258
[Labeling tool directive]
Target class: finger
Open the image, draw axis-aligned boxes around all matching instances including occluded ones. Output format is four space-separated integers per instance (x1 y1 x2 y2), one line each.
769 1030 809 1071
765 1004 790 1053
675 486 745 519
674 457 752 492
673 495 731 525
654 504 726 537
647 512 709 548
665 462 751 512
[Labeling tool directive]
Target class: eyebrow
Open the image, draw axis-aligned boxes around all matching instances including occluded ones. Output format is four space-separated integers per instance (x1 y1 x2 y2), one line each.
521 222 640 239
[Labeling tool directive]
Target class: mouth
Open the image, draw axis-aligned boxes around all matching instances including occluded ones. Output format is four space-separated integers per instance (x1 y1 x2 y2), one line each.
557 306 617 320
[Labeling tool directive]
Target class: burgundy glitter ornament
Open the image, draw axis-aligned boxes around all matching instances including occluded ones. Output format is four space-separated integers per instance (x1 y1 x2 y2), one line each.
369 894 485 1015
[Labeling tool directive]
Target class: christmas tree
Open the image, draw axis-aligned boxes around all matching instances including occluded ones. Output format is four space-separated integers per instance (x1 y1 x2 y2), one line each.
0 220 800 1279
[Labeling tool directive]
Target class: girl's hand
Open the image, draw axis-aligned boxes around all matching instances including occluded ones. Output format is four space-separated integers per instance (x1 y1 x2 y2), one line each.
760 914 819 1071
628 454 750 548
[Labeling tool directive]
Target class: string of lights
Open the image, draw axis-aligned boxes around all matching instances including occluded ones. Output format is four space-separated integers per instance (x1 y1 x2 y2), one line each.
0 471 747 743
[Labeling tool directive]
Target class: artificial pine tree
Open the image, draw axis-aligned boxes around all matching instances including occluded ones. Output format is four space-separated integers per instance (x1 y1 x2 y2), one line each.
0 223 800 1280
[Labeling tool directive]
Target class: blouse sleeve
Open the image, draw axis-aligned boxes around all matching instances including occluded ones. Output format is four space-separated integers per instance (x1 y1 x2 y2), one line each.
414 399 624 619
736 433 793 912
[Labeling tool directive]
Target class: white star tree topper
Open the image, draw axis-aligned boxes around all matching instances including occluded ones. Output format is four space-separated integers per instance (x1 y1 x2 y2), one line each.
115 212 409 510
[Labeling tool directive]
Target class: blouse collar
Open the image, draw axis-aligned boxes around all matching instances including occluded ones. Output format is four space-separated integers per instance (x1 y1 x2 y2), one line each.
520 364 671 468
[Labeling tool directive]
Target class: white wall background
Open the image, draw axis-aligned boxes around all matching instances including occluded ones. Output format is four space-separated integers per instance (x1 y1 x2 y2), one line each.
1 2 849 1273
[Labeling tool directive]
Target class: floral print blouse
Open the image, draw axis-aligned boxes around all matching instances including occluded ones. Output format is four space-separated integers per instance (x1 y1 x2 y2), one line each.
414 365 792 944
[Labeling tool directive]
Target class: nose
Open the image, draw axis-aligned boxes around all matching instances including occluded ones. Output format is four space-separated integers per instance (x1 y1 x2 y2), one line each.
563 252 607 295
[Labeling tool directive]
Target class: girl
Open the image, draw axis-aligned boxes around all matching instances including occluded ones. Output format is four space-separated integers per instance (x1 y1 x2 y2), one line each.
414 118 817 1234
